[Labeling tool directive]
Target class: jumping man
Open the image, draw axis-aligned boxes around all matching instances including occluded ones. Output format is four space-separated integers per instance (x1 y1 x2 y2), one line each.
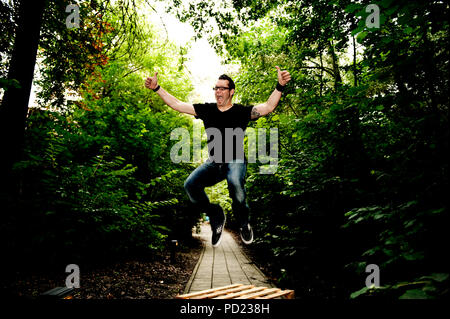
144 67 291 247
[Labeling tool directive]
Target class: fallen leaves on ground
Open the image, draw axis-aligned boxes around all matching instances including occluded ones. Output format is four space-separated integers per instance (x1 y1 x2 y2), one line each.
7 239 203 299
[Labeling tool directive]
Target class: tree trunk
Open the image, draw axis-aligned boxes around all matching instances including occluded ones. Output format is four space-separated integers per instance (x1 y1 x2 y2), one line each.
319 49 324 97
328 41 342 91
353 36 358 87
0 0 47 191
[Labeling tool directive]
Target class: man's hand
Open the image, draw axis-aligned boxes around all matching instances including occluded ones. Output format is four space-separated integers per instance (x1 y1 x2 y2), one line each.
250 66 291 119
143 72 196 115
275 66 291 86
145 72 158 90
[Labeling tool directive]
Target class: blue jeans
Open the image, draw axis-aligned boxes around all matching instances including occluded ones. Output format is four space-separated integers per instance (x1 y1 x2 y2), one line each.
184 159 250 227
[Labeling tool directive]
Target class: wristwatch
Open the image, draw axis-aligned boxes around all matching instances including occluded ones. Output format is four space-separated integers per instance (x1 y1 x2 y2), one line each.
152 85 161 92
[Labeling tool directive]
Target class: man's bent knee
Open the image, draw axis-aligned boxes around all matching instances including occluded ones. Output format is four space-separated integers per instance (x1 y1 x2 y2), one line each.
183 178 191 192
184 178 197 201
228 180 246 203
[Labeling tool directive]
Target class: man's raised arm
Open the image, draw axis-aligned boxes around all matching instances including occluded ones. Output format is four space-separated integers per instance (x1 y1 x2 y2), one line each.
145 72 196 116
250 66 291 120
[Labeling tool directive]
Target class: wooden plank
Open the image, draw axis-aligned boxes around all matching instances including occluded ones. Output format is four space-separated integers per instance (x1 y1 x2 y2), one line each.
183 244 206 294
175 284 242 299
178 284 295 300
194 285 255 299
213 287 268 299
40 287 74 299
235 288 281 299
259 290 295 299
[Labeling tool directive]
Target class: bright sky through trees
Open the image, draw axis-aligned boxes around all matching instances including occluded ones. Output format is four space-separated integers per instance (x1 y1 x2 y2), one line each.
25 1 238 108
148 1 238 103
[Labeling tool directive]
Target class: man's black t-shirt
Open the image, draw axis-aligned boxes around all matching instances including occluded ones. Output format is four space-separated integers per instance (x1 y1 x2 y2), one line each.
193 103 254 163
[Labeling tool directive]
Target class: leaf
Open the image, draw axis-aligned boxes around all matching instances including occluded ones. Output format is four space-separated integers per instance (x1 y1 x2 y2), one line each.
0 78 21 89
403 220 415 228
356 31 368 43
429 207 445 215
351 26 364 37
404 27 414 34
393 281 428 289
402 251 424 261
399 289 430 299
350 286 369 299
344 210 355 217
419 273 449 283
385 6 399 16
153 225 170 232
362 248 377 256
345 3 361 13
380 0 394 9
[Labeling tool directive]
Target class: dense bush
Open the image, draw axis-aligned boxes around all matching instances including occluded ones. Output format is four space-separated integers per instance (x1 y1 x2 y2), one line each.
0 3 201 272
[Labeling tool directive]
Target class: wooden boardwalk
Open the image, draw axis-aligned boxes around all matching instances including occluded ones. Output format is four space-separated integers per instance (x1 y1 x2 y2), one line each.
184 223 275 294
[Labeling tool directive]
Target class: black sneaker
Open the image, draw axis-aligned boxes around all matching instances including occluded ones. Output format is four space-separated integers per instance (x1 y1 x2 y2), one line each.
240 223 253 244
210 207 226 247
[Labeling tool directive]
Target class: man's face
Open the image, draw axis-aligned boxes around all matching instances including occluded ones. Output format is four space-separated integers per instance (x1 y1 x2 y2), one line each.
214 79 234 107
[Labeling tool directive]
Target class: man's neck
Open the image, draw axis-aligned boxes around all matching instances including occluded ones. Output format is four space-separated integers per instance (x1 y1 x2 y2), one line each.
217 101 233 111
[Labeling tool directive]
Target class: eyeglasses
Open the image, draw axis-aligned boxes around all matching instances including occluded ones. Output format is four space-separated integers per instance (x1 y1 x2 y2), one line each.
212 86 230 92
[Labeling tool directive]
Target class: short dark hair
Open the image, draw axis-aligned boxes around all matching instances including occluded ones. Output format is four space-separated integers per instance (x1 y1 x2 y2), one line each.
218 74 235 91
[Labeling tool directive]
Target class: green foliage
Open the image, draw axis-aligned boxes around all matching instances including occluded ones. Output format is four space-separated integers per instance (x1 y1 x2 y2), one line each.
204 180 233 223
0 0 18 78
9 107 187 263
349 272 450 299
164 0 449 299
1 1 200 270
34 0 152 109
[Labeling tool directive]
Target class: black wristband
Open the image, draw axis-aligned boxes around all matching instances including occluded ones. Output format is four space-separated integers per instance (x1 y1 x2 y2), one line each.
152 85 161 92
276 82 285 92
